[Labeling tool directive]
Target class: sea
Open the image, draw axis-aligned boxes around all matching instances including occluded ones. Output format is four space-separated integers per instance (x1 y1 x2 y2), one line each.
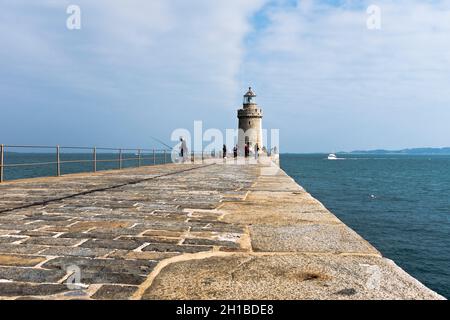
281 154 450 298
1 152 168 181
1 152 449 298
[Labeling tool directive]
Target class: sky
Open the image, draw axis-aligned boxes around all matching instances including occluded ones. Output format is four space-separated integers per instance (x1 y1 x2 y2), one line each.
1 0 450 153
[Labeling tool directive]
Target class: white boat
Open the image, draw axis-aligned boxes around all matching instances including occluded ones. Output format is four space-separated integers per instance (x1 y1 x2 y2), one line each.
327 153 337 160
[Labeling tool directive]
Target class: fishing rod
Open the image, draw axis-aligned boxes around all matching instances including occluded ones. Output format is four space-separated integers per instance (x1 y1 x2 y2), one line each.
149 136 174 150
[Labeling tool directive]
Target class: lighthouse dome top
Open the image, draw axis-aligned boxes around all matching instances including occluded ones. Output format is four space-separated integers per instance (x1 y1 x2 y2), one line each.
243 87 257 105
244 87 256 97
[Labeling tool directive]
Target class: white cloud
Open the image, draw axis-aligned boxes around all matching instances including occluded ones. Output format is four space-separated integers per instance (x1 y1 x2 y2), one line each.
245 0 450 151
0 0 265 146
1 0 264 94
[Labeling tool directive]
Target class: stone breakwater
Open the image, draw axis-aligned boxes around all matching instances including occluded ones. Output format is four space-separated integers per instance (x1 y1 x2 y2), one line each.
0 158 445 299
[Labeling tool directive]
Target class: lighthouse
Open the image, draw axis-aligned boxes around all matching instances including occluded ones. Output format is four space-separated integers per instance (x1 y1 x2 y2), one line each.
237 87 263 152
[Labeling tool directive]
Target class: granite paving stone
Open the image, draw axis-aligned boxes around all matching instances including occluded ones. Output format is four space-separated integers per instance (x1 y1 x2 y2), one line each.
0 267 66 283
0 254 46 267
80 239 145 250
142 254 443 300
0 283 69 297
25 237 82 246
142 243 214 254
91 285 138 300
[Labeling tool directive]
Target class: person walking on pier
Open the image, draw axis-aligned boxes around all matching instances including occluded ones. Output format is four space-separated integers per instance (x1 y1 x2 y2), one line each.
254 143 260 160
223 144 227 159
233 145 238 159
245 143 249 158
180 137 188 162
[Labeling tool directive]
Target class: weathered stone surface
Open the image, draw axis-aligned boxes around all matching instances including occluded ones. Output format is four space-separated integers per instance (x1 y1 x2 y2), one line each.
91 285 137 300
250 224 379 254
0 254 46 267
107 250 179 261
0 267 65 283
42 257 157 275
142 254 443 300
80 239 143 250
0 244 47 254
183 238 239 249
20 230 60 237
189 223 243 234
0 236 25 244
0 283 68 297
0 159 444 300
118 236 180 244
142 243 213 254
59 232 120 240
78 271 146 285
221 193 341 226
142 230 184 238
25 237 82 246
39 246 112 258
67 221 134 232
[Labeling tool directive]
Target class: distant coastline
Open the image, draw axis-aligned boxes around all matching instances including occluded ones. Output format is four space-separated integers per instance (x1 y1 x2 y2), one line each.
341 147 450 155
282 147 450 155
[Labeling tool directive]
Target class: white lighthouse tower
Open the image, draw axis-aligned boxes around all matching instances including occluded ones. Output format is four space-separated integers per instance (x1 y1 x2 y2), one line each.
237 87 263 152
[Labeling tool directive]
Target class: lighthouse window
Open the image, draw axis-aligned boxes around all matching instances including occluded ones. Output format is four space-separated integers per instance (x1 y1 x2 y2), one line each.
249 121 251 125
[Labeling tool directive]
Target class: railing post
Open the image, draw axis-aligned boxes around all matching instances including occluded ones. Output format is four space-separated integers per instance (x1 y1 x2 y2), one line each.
153 149 156 165
93 147 97 173
56 145 61 177
138 149 141 167
0 144 4 183
119 149 122 169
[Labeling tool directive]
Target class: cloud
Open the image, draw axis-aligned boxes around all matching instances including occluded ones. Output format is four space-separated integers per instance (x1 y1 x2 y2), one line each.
0 0 265 146
244 0 450 151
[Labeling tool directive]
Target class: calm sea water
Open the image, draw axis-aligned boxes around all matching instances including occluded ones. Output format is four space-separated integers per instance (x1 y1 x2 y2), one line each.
281 154 450 298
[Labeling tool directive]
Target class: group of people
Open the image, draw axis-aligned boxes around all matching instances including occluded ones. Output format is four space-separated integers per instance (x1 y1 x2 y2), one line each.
179 137 262 161
221 145 240 159
222 143 260 159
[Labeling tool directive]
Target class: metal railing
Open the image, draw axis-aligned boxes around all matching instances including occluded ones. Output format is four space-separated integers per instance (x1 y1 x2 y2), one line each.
0 144 170 183
0 144 274 183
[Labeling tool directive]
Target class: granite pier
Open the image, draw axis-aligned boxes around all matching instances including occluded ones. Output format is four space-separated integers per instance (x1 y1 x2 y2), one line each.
0 158 444 299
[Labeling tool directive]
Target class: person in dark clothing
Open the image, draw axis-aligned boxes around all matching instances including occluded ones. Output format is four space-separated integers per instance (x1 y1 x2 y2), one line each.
179 137 185 159
254 143 260 159
233 145 238 159
244 143 249 158
223 144 227 158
